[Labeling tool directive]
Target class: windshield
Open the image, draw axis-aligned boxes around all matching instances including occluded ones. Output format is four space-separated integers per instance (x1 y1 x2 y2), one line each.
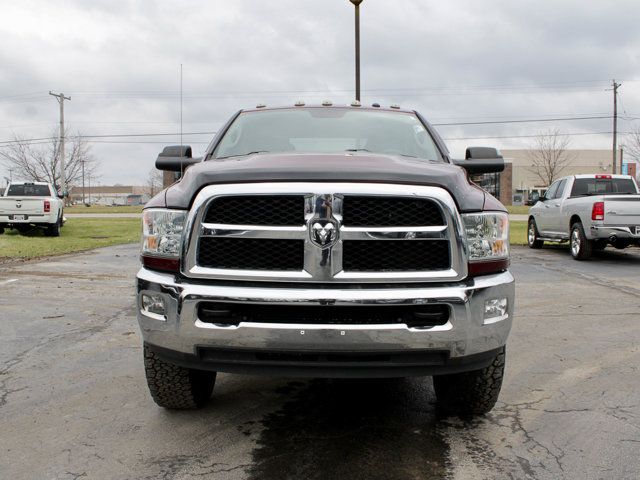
571 178 638 196
212 108 443 161
6 184 51 196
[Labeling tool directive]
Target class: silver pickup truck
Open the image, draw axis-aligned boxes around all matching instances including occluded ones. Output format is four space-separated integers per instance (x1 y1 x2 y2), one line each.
528 174 640 259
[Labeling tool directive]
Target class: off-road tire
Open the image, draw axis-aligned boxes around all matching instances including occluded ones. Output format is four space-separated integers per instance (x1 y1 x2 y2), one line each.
433 347 505 416
143 345 216 409
570 222 592 260
527 218 544 249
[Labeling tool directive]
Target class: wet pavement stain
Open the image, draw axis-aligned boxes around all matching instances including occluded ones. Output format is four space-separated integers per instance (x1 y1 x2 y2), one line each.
249 377 449 480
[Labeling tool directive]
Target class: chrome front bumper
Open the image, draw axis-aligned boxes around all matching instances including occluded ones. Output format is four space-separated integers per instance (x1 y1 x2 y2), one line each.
136 267 514 376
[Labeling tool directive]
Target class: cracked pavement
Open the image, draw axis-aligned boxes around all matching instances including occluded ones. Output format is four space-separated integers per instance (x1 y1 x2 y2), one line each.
0 244 639 479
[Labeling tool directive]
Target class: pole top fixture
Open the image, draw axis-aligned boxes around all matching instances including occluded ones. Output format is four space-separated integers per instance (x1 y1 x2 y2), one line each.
349 0 363 6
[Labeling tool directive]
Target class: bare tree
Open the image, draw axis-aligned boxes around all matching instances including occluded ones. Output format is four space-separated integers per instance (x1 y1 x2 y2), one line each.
0 129 99 195
526 129 575 186
147 167 164 197
625 126 640 163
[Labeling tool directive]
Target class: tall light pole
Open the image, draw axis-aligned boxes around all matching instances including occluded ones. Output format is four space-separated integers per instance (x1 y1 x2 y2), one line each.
349 0 363 101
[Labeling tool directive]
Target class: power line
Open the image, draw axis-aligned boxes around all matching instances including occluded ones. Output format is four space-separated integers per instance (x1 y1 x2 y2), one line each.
443 131 632 141
0 114 616 145
432 116 610 127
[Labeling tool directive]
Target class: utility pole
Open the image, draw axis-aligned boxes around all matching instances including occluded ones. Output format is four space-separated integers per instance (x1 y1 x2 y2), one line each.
49 91 71 199
611 80 621 174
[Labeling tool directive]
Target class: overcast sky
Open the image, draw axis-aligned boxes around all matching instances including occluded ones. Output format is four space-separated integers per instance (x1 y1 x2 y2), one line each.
1 0 639 186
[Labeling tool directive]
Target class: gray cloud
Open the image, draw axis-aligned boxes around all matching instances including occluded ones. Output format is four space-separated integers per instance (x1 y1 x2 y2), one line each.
1 0 639 185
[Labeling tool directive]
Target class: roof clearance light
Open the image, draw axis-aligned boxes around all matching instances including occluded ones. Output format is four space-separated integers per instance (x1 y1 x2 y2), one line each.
372 103 381 108
295 100 305 106
350 100 361 107
322 100 333 106
390 104 401 109
595 175 612 179
256 103 266 109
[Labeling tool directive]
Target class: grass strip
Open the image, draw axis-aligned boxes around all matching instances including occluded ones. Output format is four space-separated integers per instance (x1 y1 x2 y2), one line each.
64 205 144 214
0 218 140 260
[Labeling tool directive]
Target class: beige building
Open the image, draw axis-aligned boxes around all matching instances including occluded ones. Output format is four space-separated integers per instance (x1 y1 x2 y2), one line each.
69 185 151 206
498 149 637 205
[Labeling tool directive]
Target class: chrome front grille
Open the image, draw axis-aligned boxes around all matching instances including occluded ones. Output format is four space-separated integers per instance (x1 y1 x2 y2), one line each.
183 183 467 283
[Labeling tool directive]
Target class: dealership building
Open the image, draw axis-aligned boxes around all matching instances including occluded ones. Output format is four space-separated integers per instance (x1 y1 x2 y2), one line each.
69 185 151 206
479 149 638 205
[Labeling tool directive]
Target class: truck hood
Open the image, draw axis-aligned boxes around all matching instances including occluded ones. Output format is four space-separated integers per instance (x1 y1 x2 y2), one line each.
159 152 496 212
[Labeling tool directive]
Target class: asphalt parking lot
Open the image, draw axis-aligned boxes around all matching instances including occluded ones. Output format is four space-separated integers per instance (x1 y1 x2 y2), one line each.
1 244 639 480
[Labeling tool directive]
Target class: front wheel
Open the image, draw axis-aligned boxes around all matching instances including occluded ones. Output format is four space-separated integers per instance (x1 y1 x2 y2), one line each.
570 222 592 260
527 218 544 249
143 345 216 409
433 347 505 416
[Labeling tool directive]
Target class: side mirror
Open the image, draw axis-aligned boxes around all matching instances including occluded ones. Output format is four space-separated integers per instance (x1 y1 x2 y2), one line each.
529 192 540 204
155 145 202 172
452 147 504 174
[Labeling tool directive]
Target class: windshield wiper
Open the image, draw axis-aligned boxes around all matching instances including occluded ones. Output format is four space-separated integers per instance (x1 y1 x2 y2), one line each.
216 151 269 159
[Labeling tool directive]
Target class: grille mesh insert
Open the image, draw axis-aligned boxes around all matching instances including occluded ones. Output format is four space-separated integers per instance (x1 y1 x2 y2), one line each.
204 195 304 226
198 238 304 270
342 196 444 227
343 240 450 271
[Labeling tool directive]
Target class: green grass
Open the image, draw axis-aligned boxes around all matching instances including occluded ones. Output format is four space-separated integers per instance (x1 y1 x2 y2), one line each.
65 205 144 214
510 221 527 245
0 218 140 261
506 205 530 215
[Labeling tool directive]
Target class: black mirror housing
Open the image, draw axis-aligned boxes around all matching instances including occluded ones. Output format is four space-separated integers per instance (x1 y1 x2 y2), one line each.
453 146 505 174
155 145 202 172
465 147 501 160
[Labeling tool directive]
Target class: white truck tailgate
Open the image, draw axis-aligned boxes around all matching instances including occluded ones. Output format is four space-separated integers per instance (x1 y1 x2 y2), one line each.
0 198 45 215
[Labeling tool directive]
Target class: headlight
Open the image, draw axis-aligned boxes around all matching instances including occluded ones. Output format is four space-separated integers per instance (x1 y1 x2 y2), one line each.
142 209 187 258
462 212 509 265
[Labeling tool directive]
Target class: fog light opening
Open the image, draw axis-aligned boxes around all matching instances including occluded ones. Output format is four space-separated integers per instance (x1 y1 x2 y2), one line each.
141 293 167 320
484 298 508 324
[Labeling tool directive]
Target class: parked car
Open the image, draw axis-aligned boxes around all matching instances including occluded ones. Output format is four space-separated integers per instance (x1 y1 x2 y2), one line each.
137 103 515 416
0 182 65 236
527 174 640 259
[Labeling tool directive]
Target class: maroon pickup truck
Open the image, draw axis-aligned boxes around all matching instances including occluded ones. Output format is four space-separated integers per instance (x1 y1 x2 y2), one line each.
136 103 514 416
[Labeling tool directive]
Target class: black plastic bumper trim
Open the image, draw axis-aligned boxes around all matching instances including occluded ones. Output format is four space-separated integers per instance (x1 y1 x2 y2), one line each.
144 342 503 379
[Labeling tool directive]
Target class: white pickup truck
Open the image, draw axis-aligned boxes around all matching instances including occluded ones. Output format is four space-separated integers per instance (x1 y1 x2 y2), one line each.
528 174 640 259
0 182 65 236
